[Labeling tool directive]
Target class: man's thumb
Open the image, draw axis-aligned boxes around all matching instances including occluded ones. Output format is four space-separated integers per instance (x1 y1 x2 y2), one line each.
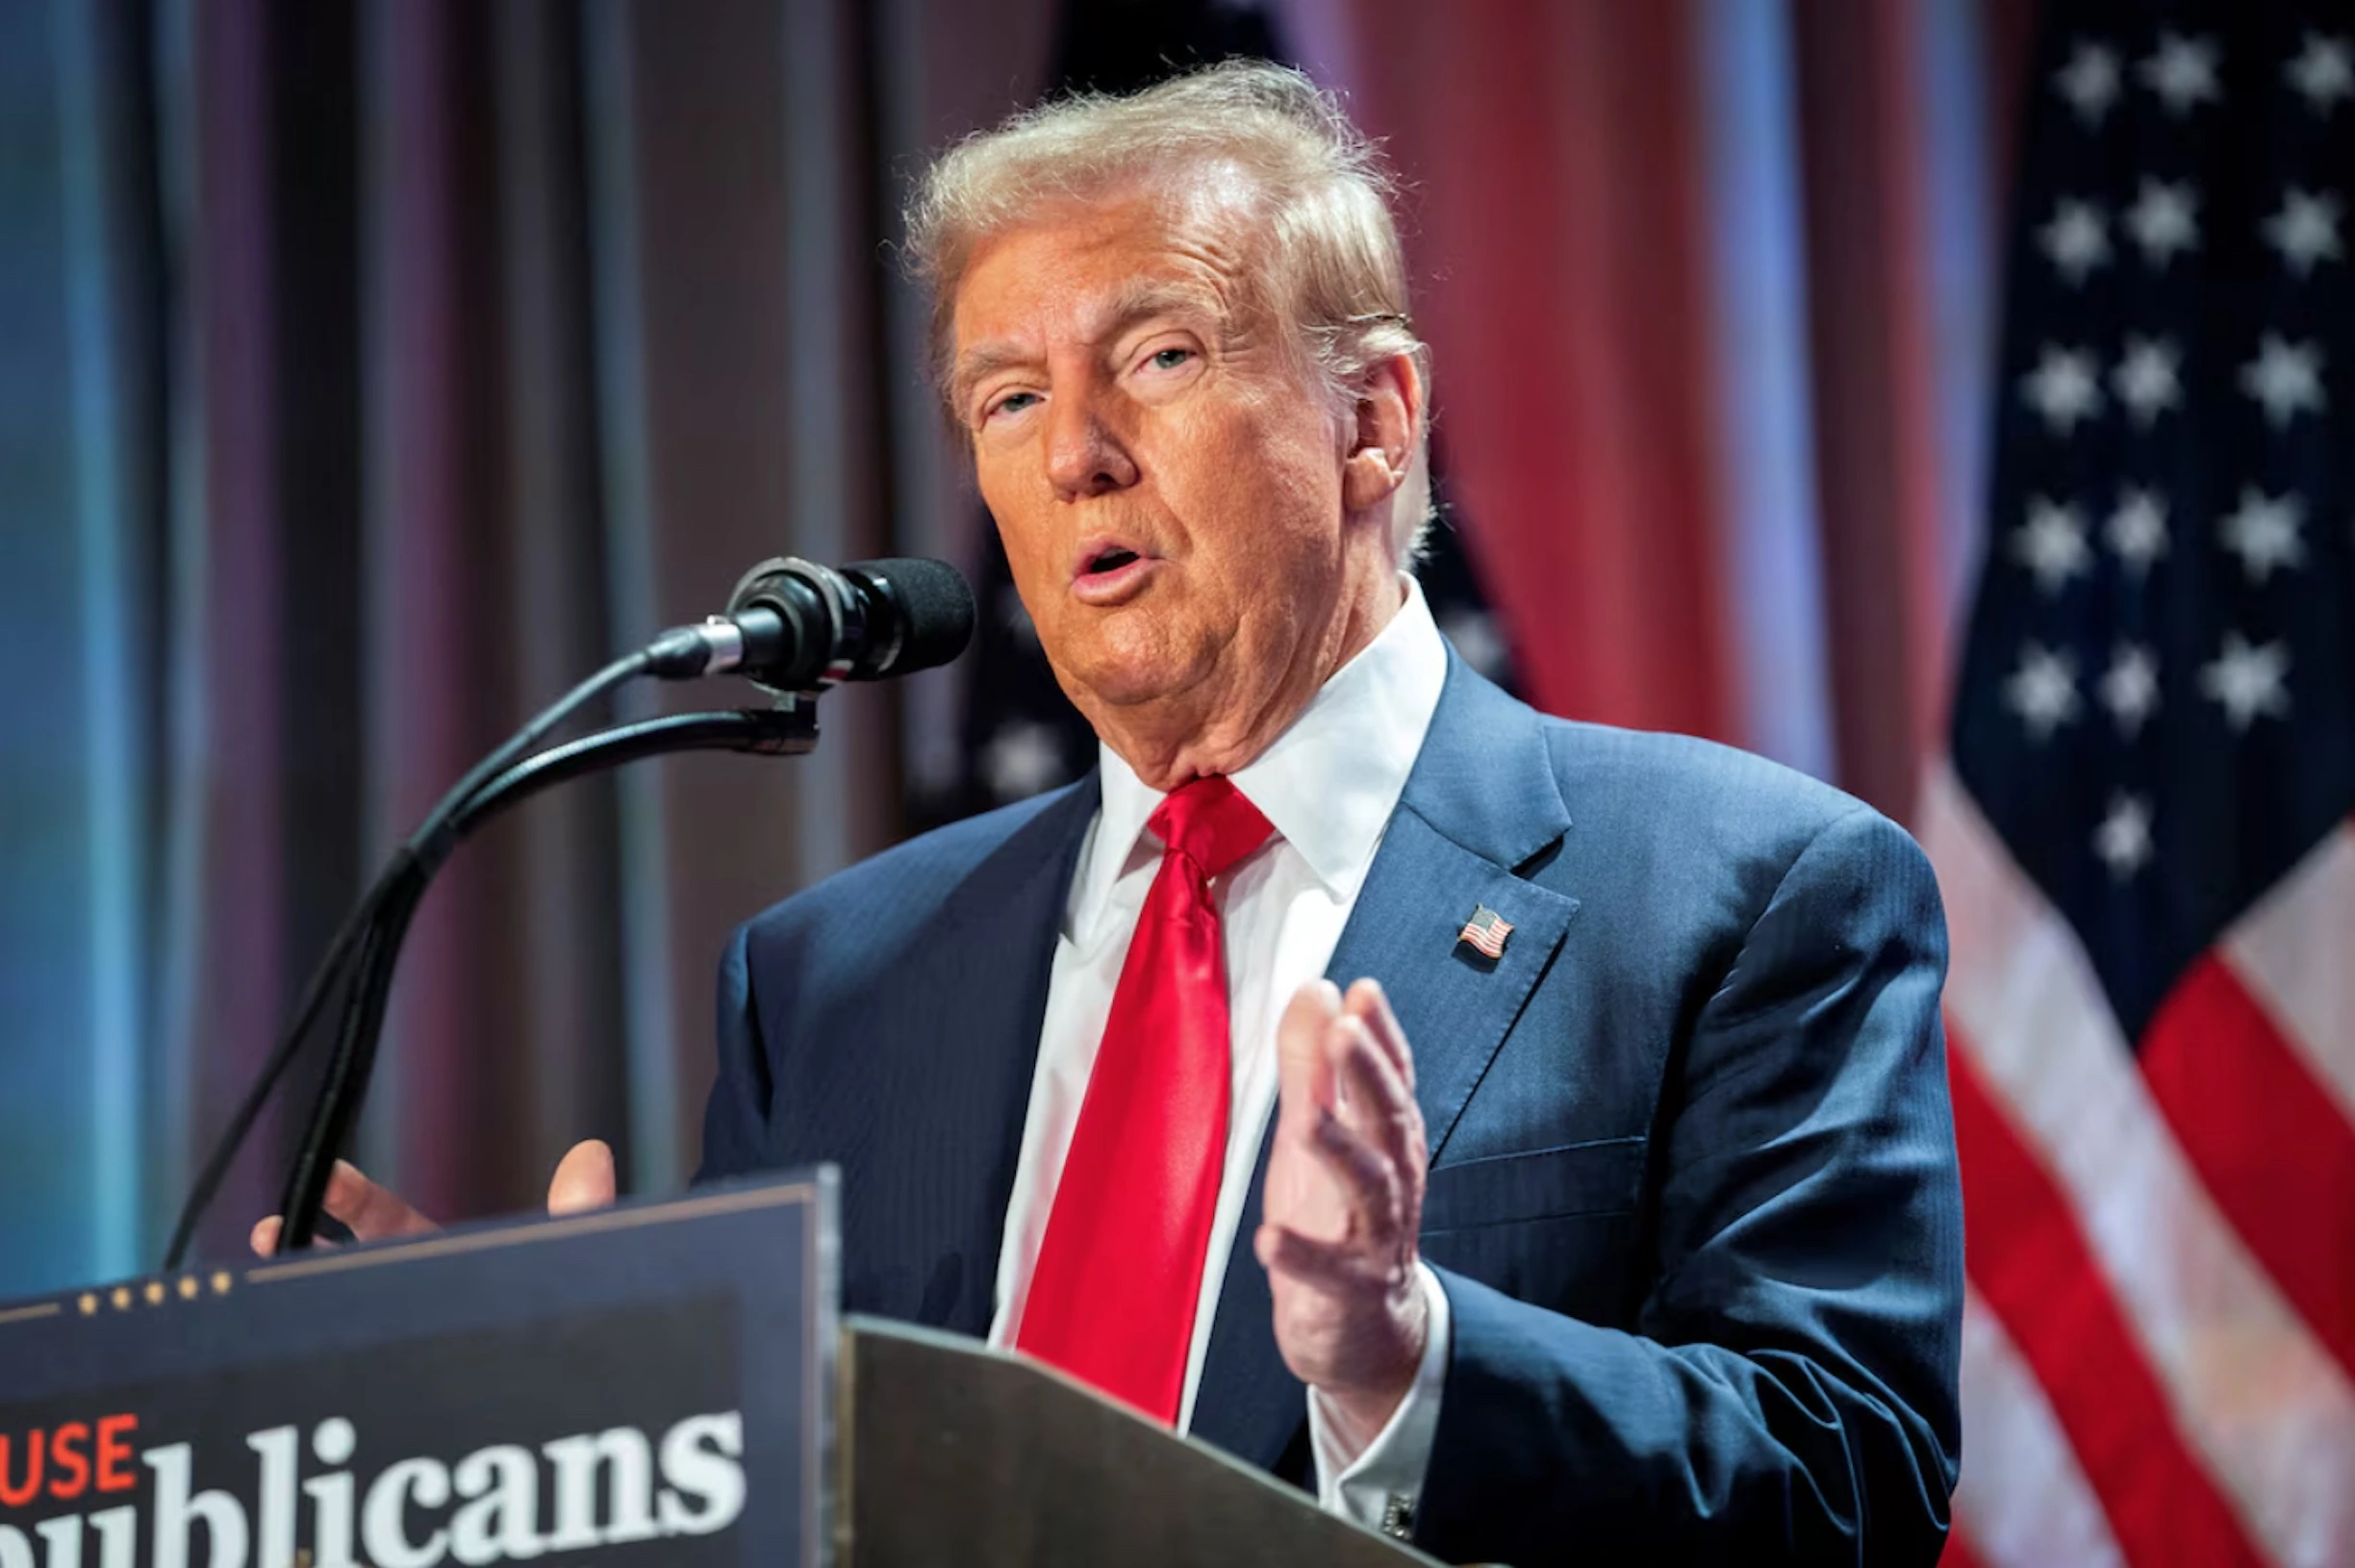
547 1138 618 1217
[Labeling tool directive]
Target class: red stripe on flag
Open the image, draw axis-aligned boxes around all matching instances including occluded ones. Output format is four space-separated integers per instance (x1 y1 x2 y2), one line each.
1949 1025 2266 1568
2140 952 2355 1381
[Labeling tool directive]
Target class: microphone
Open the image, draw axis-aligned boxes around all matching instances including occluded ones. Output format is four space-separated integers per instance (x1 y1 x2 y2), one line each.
646 556 976 691
175 554 972 1265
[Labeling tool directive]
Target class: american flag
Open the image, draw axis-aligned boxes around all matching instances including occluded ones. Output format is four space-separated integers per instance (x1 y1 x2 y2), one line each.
1456 904 1513 961
1922 8 2355 1567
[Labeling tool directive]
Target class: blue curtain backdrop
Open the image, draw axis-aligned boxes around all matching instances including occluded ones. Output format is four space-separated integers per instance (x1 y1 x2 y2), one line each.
1 0 160 1293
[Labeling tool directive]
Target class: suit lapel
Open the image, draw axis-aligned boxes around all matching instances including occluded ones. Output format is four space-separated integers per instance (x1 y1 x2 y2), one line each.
1190 658 1579 1471
868 776 1099 1338
1330 814 1581 1159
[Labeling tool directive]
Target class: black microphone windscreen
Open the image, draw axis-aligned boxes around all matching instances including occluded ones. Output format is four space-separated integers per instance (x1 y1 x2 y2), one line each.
850 558 976 675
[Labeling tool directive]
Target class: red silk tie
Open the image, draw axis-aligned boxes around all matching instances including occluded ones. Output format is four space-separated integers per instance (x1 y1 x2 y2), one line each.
1016 775 1275 1422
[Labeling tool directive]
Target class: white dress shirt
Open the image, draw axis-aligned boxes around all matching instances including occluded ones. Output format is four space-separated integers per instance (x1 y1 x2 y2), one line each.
986 576 1454 1531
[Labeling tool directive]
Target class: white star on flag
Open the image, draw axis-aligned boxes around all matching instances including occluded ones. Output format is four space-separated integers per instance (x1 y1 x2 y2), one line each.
2005 643 2081 740
2198 632 2292 730
2022 344 2104 434
2055 39 2123 125
2099 644 2160 737
2112 337 2181 424
2105 488 2169 577
2124 179 2200 266
980 720 1068 801
2286 32 2354 114
2013 497 2093 594
2239 334 2326 428
2092 793 2156 880
2217 488 2308 583
2140 33 2222 114
1948 15 2355 1557
2263 189 2342 277
2038 198 2111 284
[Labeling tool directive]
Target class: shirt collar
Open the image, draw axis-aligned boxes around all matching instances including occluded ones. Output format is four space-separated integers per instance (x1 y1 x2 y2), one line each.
1069 576 1450 939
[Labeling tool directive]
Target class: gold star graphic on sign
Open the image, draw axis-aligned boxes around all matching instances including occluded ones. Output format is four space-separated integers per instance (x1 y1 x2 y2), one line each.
110 1286 132 1311
142 1281 165 1306
78 1293 98 1316
210 1271 232 1296
178 1276 200 1301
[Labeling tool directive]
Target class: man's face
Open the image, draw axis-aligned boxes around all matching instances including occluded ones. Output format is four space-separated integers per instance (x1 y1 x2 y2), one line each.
950 185 1396 776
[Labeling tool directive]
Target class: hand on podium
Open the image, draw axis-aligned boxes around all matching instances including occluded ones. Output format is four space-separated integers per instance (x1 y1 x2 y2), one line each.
248 1138 617 1253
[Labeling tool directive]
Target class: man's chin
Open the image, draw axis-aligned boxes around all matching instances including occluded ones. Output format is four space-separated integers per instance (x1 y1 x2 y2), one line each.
1064 664 1189 714
1049 644 1215 723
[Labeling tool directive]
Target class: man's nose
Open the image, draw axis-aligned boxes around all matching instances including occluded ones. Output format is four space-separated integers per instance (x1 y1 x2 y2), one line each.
1044 392 1139 500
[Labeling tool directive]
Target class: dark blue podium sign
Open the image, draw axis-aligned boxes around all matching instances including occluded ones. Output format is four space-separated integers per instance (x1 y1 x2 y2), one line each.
0 1170 837 1568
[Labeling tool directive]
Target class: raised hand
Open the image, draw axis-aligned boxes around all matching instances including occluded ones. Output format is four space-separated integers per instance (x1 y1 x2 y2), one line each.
1254 977 1430 1446
248 1137 617 1255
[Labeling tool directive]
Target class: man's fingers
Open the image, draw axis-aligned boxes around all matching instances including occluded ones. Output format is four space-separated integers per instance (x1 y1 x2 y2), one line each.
547 1138 618 1217
252 1161 427 1255
1277 979 1344 1121
1343 977 1415 1094
1331 1018 1420 1185
1254 1221 1381 1294
253 1143 609 1257
249 1214 344 1256
1308 1106 1402 1233
323 1159 438 1241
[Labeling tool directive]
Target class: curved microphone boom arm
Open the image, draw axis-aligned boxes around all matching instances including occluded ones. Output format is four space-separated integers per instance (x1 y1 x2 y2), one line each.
162 555 975 1270
268 704 818 1255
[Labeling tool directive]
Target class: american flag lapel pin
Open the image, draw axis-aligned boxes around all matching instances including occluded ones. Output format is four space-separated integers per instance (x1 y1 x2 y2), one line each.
1456 904 1513 960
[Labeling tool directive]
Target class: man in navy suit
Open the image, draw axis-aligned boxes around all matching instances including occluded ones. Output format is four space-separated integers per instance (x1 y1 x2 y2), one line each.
289 62 1962 1564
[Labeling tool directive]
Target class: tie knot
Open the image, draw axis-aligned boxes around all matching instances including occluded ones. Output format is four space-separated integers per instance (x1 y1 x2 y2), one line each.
1149 776 1273 881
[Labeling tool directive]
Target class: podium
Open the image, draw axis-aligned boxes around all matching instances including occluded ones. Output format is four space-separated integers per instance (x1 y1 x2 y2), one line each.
0 1173 1434 1567
844 1319 1431 1566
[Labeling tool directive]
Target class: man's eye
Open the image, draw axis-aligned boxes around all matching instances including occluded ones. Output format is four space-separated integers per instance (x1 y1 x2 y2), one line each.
986 391 1041 420
1145 347 1193 371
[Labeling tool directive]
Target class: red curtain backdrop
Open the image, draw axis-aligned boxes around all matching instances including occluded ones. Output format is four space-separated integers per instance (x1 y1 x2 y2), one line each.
1353 1 1741 746
1310 0 2036 818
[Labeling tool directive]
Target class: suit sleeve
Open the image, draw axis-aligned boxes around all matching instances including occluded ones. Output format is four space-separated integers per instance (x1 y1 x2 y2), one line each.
695 922 774 1183
1413 804 1964 1566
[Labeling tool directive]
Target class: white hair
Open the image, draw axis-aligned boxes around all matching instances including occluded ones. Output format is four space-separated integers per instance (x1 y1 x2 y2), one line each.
904 60 1434 565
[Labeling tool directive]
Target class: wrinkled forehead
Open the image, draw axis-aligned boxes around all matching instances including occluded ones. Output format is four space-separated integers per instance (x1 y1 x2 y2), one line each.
944 175 1285 398
947 163 1279 338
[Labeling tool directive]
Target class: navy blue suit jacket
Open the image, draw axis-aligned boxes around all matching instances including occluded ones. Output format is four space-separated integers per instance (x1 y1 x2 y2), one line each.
700 657 1964 1564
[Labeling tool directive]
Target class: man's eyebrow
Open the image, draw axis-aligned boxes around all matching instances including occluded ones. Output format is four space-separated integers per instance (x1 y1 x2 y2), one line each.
1096 278 1224 336
950 279 1227 408
949 341 1037 410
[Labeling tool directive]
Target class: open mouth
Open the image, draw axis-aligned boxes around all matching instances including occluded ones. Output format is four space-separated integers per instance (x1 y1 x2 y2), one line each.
1071 540 1157 603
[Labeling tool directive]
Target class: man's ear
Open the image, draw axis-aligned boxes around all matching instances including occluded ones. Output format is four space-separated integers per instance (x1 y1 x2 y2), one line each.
1341 352 1424 515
